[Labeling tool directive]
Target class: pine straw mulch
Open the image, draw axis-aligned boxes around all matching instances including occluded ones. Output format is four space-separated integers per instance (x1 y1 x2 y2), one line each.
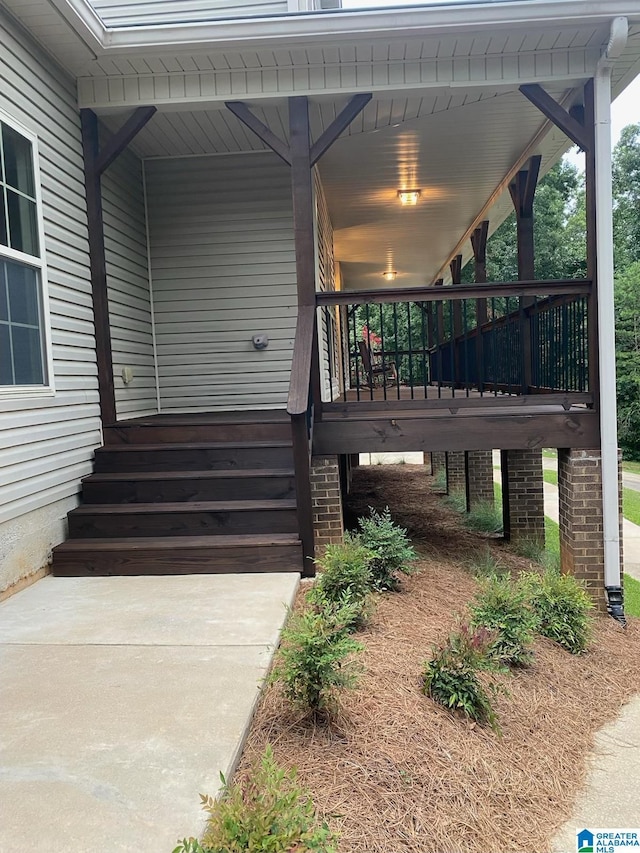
236 465 640 853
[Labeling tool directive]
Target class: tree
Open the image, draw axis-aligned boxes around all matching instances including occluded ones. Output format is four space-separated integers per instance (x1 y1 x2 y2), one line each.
615 262 640 459
613 123 640 270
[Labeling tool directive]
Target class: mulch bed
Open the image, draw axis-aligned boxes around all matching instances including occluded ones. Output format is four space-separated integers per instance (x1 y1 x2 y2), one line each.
236 465 640 853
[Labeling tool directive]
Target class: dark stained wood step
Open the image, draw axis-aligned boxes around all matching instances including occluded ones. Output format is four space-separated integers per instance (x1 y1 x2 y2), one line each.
81 469 296 503
104 420 292 445
51 534 303 576
67 500 299 538
93 441 294 472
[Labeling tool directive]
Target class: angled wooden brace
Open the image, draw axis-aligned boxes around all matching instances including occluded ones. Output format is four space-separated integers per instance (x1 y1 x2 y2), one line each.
519 84 591 152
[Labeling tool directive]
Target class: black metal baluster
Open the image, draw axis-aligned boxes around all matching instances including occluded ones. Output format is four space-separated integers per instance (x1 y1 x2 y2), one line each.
393 302 400 401
420 301 428 399
378 302 388 402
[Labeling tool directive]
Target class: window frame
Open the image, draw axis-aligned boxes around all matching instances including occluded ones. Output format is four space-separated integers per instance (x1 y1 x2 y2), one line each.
0 107 54 399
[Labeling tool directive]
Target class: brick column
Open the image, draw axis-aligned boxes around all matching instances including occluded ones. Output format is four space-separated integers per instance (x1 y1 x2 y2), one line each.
310 455 344 550
423 452 432 473
501 449 545 545
431 452 446 475
446 451 466 495
465 450 494 511
558 448 623 613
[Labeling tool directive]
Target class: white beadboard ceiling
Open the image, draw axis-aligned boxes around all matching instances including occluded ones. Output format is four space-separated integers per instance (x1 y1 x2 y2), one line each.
100 82 574 287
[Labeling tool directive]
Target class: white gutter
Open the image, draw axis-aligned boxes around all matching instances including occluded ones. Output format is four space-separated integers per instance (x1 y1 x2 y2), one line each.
58 0 639 52
594 16 628 618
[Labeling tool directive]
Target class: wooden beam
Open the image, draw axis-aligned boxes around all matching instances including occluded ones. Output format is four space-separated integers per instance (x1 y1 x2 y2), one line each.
313 410 600 454
80 109 116 425
519 84 590 151
95 106 156 176
225 101 291 165
309 93 372 166
317 279 591 305
522 154 542 217
472 221 489 388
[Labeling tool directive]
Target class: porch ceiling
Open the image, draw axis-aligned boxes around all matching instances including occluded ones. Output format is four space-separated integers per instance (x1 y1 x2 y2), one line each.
103 81 578 287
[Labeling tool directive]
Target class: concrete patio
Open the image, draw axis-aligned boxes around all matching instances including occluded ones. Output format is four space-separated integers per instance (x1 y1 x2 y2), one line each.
0 573 299 853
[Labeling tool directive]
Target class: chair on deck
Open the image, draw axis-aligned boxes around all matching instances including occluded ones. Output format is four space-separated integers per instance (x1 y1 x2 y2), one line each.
357 340 398 389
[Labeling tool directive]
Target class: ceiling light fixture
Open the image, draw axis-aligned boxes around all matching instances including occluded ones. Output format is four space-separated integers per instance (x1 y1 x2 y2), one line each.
398 189 421 206
383 270 398 282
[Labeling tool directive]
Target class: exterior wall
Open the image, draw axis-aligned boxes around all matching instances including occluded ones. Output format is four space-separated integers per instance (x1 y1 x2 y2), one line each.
102 140 158 419
315 168 339 401
0 10 101 590
145 152 297 412
558 448 623 613
89 0 288 26
310 455 344 550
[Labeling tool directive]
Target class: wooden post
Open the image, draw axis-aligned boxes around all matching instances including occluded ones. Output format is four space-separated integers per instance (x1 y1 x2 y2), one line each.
471 220 489 390
509 156 541 393
450 255 463 387
81 106 156 427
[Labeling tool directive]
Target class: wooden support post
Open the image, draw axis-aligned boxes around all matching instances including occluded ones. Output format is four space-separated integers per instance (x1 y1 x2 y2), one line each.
80 106 156 426
450 255 463 387
227 94 370 568
471 220 489 390
509 156 541 392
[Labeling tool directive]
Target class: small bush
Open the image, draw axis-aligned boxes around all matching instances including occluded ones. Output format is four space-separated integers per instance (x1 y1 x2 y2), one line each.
422 624 502 732
271 606 363 713
307 536 375 630
173 745 337 853
466 548 507 579
465 501 503 535
432 469 447 492
522 568 594 653
512 537 545 563
357 506 418 590
444 491 467 513
469 574 537 667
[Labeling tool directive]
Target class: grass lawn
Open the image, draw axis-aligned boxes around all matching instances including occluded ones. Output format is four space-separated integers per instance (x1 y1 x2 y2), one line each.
623 460 640 475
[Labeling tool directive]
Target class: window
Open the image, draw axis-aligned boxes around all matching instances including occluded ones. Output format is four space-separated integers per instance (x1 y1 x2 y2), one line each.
0 115 49 391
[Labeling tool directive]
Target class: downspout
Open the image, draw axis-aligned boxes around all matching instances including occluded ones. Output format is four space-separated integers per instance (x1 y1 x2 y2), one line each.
594 16 628 624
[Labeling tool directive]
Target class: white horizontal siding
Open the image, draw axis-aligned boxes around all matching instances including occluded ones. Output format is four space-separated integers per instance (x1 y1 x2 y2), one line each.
89 0 287 26
101 135 158 418
145 152 296 412
0 10 101 526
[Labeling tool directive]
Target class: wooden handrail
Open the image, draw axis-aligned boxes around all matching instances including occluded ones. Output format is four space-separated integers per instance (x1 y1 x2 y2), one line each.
317 278 591 306
287 304 316 417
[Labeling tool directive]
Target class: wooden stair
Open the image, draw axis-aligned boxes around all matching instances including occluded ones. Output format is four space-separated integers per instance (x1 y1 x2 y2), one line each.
51 413 303 576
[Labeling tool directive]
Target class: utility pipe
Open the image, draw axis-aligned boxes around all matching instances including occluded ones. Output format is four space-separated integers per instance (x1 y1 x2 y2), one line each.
594 16 628 624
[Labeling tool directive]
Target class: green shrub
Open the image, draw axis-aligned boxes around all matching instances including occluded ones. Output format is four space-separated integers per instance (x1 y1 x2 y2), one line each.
512 537 545 563
466 548 507 579
308 536 375 630
444 491 467 513
522 568 594 653
357 507 418 590
432 469 447 492
307 587 373 633
421 624 502 732
173 745 336 853
271 606 363 713
465 501 503 535
469 574 537 667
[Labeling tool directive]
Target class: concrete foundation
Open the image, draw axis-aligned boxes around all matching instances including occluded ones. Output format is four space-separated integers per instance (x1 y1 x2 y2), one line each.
0 495 78 597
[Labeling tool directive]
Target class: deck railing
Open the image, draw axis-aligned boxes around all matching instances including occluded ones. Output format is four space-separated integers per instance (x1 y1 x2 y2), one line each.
316 279 593 405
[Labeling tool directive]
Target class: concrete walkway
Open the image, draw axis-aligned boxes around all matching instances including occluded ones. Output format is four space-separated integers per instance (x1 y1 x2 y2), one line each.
0 573 298 853
551 695 640 852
